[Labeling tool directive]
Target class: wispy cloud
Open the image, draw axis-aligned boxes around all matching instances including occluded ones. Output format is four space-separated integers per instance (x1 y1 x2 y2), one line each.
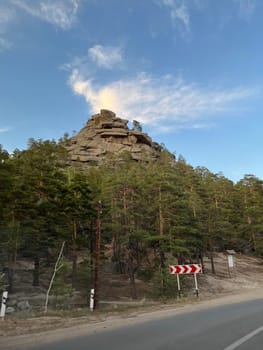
68 69 257 132
233 0 256 20
159 0 257 34
88 45 123 69
158 0 191 34
0 5 15 29
0 4 16 50
0 0 82 51
62 43 126 77
11 0 82 30
0 37 12 51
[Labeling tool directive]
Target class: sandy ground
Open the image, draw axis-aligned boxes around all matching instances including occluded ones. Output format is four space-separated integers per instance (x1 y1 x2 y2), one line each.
1 253 263 349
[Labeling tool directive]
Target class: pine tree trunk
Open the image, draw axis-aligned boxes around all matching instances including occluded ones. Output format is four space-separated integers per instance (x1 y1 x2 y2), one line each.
210 254 215 275
89 221 94 269
94 201 102 309
72 219 78 287
8 215 18 292
160 249 166 294
208 217 216 274
158 185 164 237
199 251 205 274
111 198 121 264
33 256 40 286
129 271 137 299
158 184 166 293
7 266 14 293
128 255 137 299
7 242 17 293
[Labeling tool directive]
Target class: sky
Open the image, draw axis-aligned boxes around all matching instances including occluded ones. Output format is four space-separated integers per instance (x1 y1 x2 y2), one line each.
1 0 263 182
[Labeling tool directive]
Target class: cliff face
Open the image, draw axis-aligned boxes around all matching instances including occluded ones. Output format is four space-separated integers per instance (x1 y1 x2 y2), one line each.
67 109 171 167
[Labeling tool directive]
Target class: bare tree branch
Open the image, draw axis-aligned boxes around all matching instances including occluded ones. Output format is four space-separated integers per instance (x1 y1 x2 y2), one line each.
44 241 66 314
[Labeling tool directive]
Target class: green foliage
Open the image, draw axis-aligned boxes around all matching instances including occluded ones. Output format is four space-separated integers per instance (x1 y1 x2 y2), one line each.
132 120 142 132
150 267 181 299
50 260 75 297
1 137 263 300
72 259 93 292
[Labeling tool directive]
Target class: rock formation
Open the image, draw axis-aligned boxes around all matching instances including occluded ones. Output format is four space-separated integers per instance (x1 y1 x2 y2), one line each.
66 109 172 167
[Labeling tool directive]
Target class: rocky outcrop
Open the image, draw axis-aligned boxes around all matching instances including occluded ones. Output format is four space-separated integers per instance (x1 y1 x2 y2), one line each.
67 109 172 167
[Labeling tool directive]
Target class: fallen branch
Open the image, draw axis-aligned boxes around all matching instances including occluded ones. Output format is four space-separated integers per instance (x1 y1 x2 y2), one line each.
44 241 66 314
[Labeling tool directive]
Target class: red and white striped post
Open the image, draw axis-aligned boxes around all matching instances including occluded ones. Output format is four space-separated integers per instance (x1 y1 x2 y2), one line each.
169 264 203 297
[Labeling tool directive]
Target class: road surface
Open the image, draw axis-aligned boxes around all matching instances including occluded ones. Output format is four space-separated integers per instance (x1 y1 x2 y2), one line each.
22 298 263 350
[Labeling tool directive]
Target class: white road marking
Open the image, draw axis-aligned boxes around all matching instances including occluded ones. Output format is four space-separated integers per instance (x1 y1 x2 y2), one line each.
223 325 263 350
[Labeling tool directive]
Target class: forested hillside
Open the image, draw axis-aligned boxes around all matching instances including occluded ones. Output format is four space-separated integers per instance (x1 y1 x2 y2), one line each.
1 135 263 307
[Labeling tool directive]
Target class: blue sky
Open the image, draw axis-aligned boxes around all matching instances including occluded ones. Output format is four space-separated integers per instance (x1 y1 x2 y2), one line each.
0 0 263 182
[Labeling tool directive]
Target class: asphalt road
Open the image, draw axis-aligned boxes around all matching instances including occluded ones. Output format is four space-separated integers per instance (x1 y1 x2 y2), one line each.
29 299 263 350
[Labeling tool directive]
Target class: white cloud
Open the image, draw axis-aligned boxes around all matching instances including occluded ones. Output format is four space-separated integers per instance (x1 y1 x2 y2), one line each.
171 2 190 32
160 0 257 33
0 5 16 50
159 0 191 33
233 0 256 20
61 44 125 76
88 45 123 69
11 0 81 30
0 6 15 30
68 70 257 132
0 127 11 133
0 0 82 50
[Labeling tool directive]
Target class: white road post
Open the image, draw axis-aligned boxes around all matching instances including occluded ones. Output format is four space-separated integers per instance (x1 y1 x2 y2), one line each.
90 288 95 311
0 291 8 320
228 254 234 268
194 273 199 297
176 274 181 297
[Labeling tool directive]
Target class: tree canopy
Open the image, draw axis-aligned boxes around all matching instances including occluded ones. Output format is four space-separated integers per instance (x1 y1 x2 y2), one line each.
1 139 263 299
